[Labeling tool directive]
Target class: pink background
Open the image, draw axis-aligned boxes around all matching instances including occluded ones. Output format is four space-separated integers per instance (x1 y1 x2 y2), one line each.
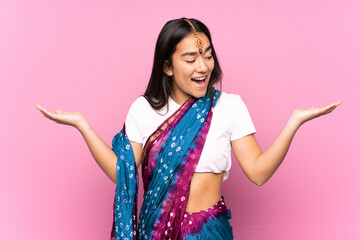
1 0 358 239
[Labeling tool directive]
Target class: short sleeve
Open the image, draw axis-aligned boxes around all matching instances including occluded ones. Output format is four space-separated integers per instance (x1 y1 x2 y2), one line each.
124 97 145 143
230 95 256 141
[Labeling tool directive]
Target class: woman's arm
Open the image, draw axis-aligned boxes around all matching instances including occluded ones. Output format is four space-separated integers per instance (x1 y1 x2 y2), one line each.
231 101 341 186
36 104 142 184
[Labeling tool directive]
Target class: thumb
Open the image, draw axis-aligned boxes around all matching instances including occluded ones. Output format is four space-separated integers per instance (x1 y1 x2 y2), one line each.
55 109 64 114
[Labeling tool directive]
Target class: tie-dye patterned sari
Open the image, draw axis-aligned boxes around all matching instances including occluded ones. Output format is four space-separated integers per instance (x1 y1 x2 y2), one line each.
110 90 233 240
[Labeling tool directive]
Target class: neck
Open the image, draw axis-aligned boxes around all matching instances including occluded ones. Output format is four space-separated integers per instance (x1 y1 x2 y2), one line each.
170 91 192 106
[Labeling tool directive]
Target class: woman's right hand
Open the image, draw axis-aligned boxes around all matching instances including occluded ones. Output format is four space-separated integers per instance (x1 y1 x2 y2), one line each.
36 104 85 129
36 104 120 183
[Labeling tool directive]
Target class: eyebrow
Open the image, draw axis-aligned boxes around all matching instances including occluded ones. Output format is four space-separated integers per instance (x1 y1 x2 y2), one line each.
181 45 212 57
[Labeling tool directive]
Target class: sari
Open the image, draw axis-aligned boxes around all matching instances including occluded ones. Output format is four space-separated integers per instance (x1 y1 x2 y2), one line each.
110 89 233 240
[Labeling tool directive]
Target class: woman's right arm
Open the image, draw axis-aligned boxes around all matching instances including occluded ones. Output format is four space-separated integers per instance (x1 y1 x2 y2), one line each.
36 104 141 184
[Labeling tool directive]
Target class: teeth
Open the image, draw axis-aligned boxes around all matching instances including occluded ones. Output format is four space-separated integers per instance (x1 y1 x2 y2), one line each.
192 76 206 81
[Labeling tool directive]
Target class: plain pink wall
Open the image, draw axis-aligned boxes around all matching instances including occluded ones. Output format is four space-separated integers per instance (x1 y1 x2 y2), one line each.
1 0 358 239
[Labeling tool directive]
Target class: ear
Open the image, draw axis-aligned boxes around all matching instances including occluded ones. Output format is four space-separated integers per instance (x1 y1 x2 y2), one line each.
163 60 173 76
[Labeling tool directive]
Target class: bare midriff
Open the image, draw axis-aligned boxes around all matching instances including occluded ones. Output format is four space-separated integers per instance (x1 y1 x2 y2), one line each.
185 171 224 213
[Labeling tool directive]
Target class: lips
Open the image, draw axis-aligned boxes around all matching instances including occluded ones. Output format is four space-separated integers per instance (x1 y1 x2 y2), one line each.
191 75 207 88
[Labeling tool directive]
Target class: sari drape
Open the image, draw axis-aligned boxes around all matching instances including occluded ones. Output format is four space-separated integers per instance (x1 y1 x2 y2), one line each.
111 90 230 240
180 197 233 239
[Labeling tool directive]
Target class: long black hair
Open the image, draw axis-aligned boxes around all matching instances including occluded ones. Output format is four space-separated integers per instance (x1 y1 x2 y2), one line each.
144 18 222 110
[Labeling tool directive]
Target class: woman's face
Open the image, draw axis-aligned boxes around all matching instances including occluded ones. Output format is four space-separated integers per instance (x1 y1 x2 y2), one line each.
164 32 215 105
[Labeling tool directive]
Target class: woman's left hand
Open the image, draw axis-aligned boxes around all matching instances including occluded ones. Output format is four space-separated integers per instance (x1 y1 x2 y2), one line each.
291 101 342 126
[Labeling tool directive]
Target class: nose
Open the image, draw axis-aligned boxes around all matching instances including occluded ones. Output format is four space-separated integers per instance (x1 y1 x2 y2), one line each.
196 57 208 73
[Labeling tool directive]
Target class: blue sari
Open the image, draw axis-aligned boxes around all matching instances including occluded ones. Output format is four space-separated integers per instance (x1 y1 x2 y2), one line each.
110 90 233 240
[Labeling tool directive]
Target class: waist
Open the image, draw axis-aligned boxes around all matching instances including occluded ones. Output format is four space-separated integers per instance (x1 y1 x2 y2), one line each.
186 172 224 212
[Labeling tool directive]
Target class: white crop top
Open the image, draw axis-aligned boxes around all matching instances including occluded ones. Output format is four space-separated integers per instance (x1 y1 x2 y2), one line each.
125 92 256 181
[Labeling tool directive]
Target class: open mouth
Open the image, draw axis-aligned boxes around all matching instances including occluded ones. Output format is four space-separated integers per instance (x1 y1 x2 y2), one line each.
191 76 207 83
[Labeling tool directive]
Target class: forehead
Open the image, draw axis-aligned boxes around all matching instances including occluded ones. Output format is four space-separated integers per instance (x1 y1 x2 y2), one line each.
175 32 210 53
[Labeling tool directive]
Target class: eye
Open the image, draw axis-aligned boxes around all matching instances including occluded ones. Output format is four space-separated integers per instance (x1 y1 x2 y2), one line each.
186 60 195 63
205 55 213 60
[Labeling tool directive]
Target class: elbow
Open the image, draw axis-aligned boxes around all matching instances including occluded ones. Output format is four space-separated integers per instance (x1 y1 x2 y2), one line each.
251 176 268 186
253 180 265 186
250 167 271 186
246 164 269 186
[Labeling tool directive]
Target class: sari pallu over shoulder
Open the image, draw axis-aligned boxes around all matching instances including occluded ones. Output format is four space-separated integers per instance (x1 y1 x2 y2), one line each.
111 127 139 240
111 90 221 240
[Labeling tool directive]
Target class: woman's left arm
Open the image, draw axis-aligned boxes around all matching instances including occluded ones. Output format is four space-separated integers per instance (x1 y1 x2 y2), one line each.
231 101 341 186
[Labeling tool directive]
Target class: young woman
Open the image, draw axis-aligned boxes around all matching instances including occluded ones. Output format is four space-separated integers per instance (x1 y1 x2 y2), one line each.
36 18 340 240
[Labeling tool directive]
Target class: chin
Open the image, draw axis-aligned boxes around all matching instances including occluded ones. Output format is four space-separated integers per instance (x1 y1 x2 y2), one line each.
192 89 208 99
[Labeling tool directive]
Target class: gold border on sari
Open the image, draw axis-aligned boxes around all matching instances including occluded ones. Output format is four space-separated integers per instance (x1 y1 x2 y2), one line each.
141 98 193 163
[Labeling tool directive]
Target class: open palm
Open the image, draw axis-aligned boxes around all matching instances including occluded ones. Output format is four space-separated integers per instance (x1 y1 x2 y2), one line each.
293 101 341 125
36 104 84 128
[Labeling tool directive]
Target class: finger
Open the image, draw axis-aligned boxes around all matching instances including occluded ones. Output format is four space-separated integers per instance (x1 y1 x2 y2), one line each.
323 101 342 110
41 110 56 120
39 106 51 115
36 104 47 114
37 106 57 120
319 102 338 113
323 103 337 110
38 109 54 120
308 103 334 113
318 104 340 116
36 104 46 111
324 101 342 112
323 105 340 114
